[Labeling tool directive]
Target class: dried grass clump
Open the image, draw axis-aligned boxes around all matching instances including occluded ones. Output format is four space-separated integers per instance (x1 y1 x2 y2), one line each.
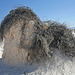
42 21 75 57
0 6 75 65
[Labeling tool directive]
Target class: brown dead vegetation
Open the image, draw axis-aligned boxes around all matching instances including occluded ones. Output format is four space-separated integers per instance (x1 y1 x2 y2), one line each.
0 6 75 65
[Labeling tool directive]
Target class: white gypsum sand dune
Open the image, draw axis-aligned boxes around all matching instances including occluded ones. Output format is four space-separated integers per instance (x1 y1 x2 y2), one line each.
0 39 4 58
72 31 75 37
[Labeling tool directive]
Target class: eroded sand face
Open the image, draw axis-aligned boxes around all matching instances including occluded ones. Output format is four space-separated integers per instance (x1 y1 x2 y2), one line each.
2 20 29 65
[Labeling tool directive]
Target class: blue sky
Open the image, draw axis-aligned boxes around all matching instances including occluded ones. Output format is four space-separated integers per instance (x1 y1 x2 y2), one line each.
0 0 75 27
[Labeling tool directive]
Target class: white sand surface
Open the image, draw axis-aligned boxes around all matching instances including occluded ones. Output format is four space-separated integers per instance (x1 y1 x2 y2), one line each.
0 48 75 75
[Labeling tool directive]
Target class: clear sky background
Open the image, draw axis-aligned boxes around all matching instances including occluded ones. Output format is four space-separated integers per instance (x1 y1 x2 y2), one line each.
0 0 75 28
